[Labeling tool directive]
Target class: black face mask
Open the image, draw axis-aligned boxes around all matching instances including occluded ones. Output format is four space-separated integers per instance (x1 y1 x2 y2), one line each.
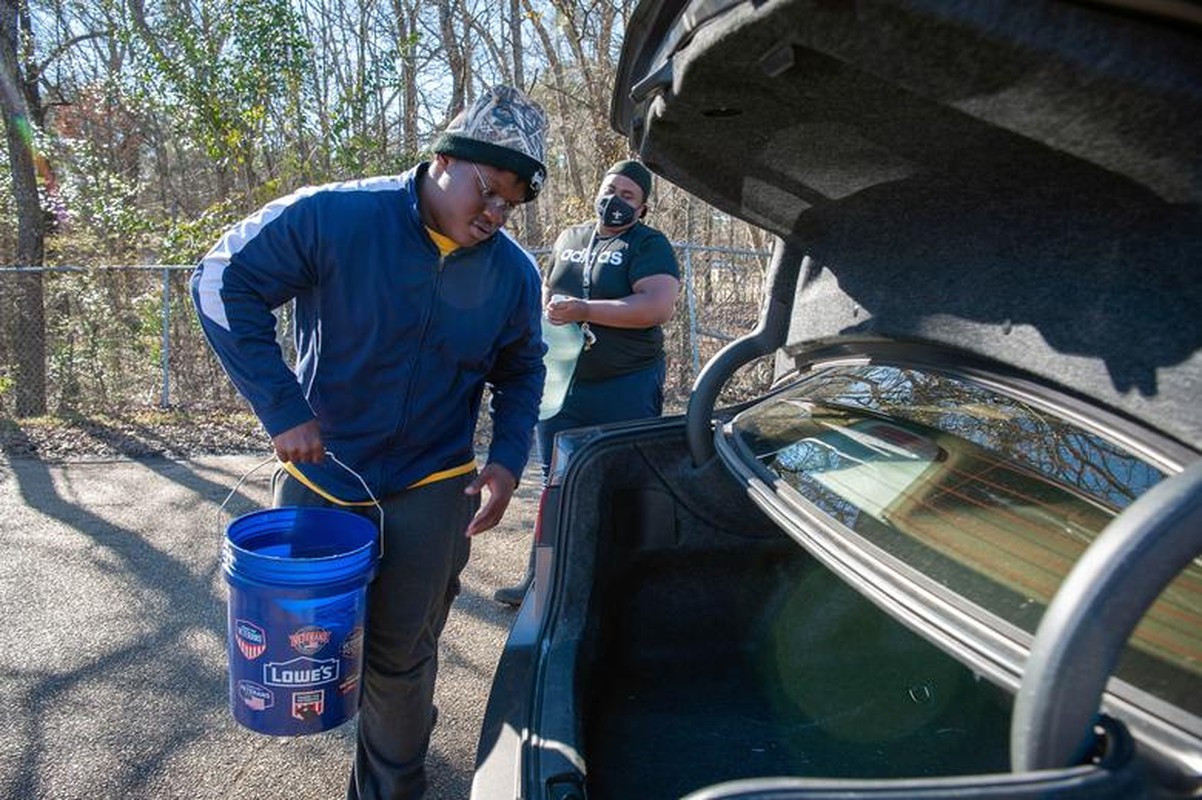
595 194 638 228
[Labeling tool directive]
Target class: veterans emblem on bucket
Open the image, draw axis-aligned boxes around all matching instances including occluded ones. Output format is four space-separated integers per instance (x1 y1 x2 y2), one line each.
340 626 364 659
290 625 331 656
235 619 267 660
292 690 326 721
237 680 275 711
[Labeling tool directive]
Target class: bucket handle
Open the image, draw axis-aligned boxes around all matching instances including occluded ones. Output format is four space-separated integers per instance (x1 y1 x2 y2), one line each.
217 452 386 558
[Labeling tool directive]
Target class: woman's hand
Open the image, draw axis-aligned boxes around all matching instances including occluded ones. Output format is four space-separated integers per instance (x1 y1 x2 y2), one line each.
545 295 588 325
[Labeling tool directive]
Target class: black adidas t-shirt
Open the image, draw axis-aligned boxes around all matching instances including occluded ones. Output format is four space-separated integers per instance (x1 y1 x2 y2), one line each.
545 221 679 381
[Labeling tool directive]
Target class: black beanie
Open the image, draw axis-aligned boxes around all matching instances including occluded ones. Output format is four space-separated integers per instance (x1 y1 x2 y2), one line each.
433 86 550 201
605 160 653 200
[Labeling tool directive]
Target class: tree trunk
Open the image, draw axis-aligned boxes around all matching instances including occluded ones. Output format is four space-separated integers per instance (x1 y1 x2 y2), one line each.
1 0 47 416
509 0 543 245
522 0 585 200
437 0 467 122
398 0 418 157
550 0 612 166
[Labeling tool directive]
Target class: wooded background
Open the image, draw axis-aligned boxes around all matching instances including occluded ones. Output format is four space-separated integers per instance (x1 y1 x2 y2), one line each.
1 0 772 419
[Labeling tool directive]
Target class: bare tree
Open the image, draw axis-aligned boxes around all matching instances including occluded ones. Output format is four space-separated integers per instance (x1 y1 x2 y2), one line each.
393 0 420 156
522 0 585 201
437 0 469 120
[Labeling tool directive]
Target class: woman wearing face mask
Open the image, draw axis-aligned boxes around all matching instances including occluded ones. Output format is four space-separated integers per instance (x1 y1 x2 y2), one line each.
494 160 681 606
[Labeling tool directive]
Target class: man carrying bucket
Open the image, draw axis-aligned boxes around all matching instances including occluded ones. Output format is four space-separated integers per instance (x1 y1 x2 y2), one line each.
191 85 549 799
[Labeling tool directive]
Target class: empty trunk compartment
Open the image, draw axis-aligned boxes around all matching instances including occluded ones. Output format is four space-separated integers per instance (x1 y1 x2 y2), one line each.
560 431 1013 798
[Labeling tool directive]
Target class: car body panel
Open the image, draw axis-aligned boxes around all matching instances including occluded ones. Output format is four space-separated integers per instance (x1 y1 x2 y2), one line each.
474 2 1202 797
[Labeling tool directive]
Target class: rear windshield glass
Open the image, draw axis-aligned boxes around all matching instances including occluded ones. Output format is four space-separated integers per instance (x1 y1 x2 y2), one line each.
731 365 1201 718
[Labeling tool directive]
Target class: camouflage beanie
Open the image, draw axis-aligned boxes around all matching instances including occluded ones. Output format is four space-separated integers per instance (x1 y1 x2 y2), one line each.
433 85 549 201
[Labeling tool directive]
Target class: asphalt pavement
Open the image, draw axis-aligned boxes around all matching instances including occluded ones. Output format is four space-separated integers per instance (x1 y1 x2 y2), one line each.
0 453 538 799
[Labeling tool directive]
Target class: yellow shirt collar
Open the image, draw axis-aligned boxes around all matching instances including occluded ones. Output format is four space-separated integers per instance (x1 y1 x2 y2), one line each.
426 226 458 257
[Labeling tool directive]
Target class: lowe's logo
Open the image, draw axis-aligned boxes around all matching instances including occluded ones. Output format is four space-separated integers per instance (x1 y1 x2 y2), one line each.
263 656 340 687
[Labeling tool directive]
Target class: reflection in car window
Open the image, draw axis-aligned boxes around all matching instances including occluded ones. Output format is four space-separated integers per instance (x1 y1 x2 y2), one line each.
732 365 1200 718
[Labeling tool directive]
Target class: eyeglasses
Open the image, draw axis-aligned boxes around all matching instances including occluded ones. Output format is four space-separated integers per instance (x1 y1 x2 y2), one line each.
471 163 522 216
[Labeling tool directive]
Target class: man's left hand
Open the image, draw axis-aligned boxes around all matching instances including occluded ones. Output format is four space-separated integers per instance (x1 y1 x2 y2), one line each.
464 463 518 536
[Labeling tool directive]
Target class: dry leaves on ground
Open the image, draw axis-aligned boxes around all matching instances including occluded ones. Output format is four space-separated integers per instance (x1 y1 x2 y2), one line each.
0 410 269 461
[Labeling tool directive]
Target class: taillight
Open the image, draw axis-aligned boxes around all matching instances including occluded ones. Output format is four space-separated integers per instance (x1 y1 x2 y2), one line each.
532 487 552 545
547 426 605 485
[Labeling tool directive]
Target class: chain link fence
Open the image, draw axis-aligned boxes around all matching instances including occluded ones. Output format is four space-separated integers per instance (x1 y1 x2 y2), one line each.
0 242 773 420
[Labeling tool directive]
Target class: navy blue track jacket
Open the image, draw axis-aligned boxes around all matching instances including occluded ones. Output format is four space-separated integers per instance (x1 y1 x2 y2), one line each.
191 164 546 499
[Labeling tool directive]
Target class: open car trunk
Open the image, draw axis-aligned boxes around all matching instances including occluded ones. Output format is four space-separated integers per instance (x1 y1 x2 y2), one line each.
556 425 1012 798
473 4 1200 798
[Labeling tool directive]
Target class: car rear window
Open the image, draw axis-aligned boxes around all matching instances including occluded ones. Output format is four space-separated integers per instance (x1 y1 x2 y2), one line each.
731 365 1201 718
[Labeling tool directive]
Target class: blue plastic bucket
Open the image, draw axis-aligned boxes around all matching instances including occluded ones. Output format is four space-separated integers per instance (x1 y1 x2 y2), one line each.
223 506 378 736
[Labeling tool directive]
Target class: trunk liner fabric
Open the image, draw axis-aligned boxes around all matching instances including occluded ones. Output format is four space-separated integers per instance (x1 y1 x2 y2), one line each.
583 553 1012 798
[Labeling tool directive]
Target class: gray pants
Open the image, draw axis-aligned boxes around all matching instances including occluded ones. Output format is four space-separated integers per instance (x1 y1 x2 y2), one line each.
274 469 477 800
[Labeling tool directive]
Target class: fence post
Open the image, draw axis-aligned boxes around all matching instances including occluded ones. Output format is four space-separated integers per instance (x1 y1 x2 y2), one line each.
684 195 700 383
161 267 171 407
684 244 699 376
